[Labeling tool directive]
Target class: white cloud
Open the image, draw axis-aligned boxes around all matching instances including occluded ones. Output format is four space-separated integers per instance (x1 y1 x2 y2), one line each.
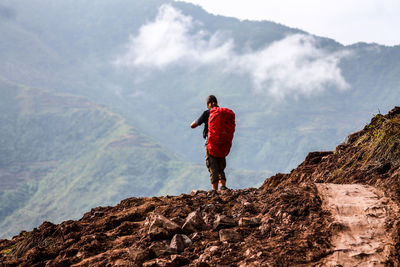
229 34 350 99
115 5 350 99
114 5 233 68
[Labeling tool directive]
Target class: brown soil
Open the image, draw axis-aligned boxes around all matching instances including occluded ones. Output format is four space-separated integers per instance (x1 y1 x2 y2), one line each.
1 107 400 266
0 184 331 266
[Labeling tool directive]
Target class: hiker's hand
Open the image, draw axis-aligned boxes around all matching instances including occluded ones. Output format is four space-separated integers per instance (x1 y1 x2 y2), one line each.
191 121 198 128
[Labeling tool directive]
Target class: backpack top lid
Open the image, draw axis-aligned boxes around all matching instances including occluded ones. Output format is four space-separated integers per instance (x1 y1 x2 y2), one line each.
207 107 235 157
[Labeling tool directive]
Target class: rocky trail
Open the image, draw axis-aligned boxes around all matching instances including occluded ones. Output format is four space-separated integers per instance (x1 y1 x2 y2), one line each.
1 107 400 266
316 183 398 266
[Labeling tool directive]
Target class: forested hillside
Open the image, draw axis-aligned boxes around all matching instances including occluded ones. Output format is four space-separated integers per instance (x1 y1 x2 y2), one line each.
0 78 175 237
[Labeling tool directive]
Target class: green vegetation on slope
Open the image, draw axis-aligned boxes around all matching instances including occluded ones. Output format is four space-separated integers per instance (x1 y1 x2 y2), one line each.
0 79 179 237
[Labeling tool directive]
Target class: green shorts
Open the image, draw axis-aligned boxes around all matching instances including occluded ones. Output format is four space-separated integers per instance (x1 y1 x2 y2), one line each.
205 146 226 184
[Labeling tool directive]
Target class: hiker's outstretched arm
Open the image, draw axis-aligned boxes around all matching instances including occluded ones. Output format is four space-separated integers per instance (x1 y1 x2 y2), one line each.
191 120 198 128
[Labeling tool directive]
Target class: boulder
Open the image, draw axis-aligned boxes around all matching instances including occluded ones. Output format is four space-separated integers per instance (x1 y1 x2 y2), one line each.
213 214 236 230
182 211 206 233
219 229 242 243
170 234 192 252
238 217 261 227
148 214 181 240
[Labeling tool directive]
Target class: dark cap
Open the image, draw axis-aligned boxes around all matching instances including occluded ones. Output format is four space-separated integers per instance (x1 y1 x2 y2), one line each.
206 95 218 104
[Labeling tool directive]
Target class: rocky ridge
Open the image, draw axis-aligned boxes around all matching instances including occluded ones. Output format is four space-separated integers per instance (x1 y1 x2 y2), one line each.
1 107 400 266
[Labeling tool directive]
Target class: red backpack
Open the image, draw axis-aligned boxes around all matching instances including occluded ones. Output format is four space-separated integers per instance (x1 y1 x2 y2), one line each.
207 107 235 157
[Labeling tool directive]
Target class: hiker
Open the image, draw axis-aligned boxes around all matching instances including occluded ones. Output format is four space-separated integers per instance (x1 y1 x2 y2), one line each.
190 95 235 191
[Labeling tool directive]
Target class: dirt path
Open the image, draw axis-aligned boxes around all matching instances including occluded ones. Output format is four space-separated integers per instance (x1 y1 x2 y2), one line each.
316 183 397 266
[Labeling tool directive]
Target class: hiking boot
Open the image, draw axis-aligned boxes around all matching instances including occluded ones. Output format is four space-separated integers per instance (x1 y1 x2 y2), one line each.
220 185 228 190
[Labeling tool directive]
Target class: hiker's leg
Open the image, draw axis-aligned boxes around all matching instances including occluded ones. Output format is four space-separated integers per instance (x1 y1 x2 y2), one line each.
210 169 220 190
218 157 227 188
212 181 219 190
206 147 219 189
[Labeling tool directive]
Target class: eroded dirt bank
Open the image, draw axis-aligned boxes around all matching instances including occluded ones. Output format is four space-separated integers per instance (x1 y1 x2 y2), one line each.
316 183 398 266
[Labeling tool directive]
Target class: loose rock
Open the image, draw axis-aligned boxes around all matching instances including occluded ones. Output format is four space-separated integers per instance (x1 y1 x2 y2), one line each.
148 214 181 240
219 229 242 242
213 214 236 230
170 234 192 252
238 217 261 227
182 211 206 234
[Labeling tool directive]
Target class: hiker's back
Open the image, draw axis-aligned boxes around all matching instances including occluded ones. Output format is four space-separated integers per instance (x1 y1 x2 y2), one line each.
207 107 235 157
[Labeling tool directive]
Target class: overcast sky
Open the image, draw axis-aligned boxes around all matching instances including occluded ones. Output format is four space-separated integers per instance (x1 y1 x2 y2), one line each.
176 0 400 46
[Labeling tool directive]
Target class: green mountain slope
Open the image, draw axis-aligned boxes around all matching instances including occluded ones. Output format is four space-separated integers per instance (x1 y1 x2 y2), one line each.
0 78 176 237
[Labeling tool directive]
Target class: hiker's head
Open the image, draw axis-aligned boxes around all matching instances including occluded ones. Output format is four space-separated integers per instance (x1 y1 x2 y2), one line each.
207 95 218 109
